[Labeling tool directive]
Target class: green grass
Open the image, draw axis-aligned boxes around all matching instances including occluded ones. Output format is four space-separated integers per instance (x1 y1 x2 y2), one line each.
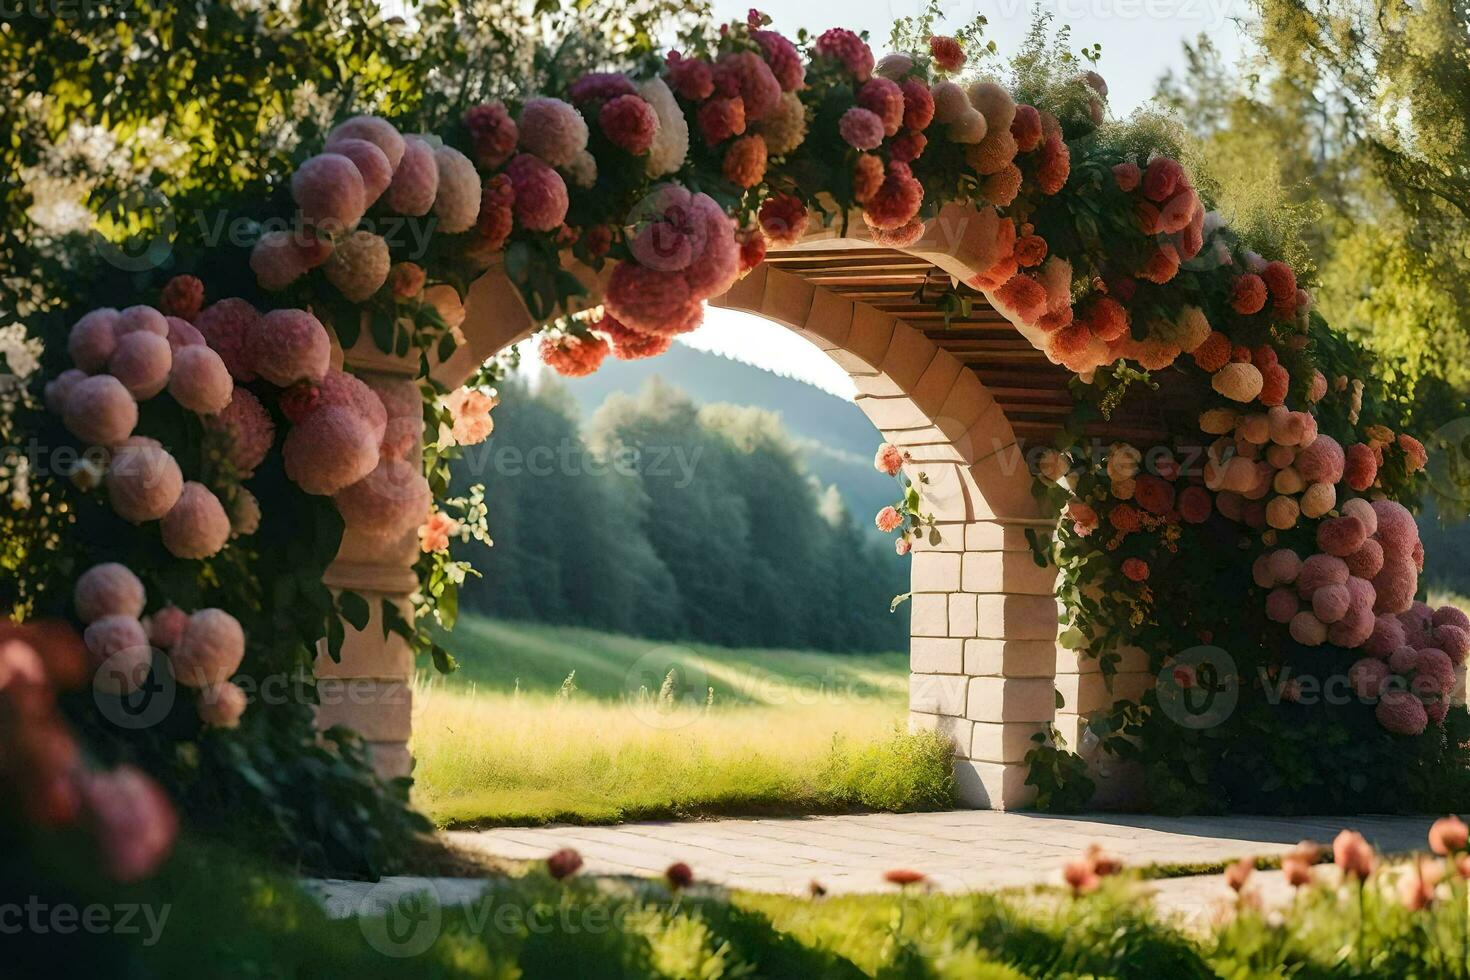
411 617 952 827
23 834 1470 979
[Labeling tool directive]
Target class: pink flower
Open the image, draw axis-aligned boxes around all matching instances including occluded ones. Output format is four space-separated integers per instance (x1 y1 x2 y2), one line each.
195 298 260 382
568 71 636 104
464 100 518 168
79 765 177 882
419 509 457 554
1121 558 1150 582
505 154 569 231
697 97 746 145
159 275 203 319
1345 443 1379 491
858 77 905 136
385 137 439 216
476 173 516 252
389 262 426 299
600 94 659 154
539 332 610 377
547 847 584 880
73 563 145 625
325 137 392 208
875 506 903 533
167 345 232 415
445 386 498 445
604 262 699 335
1142 157 1183 202
862 161 923 230
714 51 781 121
1398 433 1428 472
1332 829 1377 878
110 331 172 400
246 309 330 387
145 605 189 651
759 193 808 245
874 442 906 476
753 30 804 91
334 459 432 541
283 407 379 496
198 680 247 728
516 97 588 167
1067 500 1098 536
432 145 482 234
105 441 183 523
665 51 714 100
208 388 274 476
63 374 137 447
838 107 885 150
1430 816 1469 855
291 153 366 233
596 314 673 360
327 114 406 169
928 35 965 73
895 536 912 556
814 27 874 80
160 482 231 560
900 79 934 131
1376 688 1429 736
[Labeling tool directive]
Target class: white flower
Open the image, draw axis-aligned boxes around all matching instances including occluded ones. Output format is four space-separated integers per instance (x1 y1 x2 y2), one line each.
563 150 598 189
640 77 688 178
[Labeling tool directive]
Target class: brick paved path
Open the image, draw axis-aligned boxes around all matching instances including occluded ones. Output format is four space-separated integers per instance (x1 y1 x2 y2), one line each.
444 810 1433 895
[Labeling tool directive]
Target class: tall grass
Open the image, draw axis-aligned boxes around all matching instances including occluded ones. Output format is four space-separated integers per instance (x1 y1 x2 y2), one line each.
410 617 952 826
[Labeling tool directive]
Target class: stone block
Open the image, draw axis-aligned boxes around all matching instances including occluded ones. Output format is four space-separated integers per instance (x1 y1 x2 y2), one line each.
911 637 964 674
964 638 1057 678
879 323 937 390
954 760 1035 809
970 720 1049 764
316 679 412 741
910 593 948 636
966 676 1056 723
910 552 961 592
909 711 972 758
975 594 1061 641
948 592 978 637
910 673 967 716
962 550 1057 595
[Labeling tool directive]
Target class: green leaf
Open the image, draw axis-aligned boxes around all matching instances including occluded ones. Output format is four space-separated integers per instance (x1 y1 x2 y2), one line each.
889 592 912 612
370 308 395 353
338 590 370 631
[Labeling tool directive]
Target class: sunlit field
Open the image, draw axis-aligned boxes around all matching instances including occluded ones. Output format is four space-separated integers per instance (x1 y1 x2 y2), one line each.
410 617 954 826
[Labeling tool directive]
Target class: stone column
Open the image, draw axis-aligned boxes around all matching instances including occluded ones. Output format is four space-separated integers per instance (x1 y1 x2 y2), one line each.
312 338 420 780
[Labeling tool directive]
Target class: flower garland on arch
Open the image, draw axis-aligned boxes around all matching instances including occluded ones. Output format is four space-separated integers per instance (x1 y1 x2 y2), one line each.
35 9 1467 812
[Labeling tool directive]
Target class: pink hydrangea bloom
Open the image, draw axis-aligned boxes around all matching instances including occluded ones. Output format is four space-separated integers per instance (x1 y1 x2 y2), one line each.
665 51 715 100
517 97 588 167
697 97 746 145
208 388 274 476
539 332 610 377
928 35 965 72
334 459 432 540
858 78 905 136
108 331 172 400
1371 499 1419 554
247 309 330 387
74 563 146 625
198 680 247 728
1349 658 1389 699
68 308 118 370
1371 556 1418 615
78 765 177 882
250 229 318 291
814 27 874 80
714 51 781 121
569 71 637 103
838 107 885 150
164 315 205 352
106 441 183 523
1295 434 1345 484
324 229 391 302
167 345 232 415
326 115 406 169
328 137 392 207
504 153 569 231
159 275 204 319
385 136 439 217
291 153 366 233
1376 688 1428 736
1434 606 1470 630
600 94 659 154
160 482 231 560
146 605 188 650
84 615 152 695
1434 624 1469 665
863 161 923 230
114 305 168 338
63 374 137 447
1265 588 1298 623
283 406 379 495
432 145 483 234
195 298 261 382
1364 614 1407 657
464 101 519 168
753 30 804 91
170 608 244 689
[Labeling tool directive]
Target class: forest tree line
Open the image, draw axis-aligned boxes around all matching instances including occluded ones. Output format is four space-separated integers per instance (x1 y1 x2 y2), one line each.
454 376 910 653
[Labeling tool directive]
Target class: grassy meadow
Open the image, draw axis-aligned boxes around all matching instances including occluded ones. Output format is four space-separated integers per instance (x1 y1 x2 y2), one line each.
410 617 954 827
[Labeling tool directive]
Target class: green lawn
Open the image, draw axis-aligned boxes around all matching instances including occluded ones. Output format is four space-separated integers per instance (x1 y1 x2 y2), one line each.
410 617 953 827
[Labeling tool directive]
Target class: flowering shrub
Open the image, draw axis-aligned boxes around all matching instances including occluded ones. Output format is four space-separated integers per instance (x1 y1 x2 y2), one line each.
8 3 1468 883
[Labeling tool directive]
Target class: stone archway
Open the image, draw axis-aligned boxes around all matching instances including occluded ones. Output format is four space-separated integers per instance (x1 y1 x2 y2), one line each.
316 208 1157 810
